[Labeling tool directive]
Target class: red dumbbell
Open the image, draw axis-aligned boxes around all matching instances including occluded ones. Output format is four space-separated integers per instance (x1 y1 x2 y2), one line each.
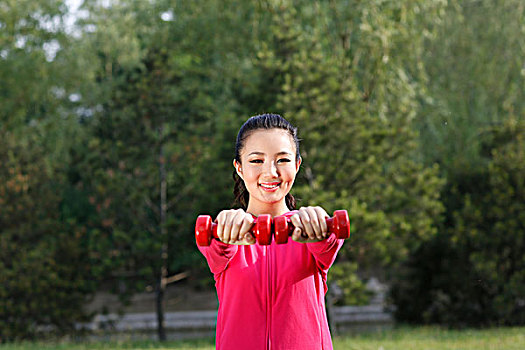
273 210 350 244
195 214 273 246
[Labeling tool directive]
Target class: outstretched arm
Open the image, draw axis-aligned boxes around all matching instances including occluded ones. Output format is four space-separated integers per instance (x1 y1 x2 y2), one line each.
198 239 239 275
197 209 255 274
290 206 345 270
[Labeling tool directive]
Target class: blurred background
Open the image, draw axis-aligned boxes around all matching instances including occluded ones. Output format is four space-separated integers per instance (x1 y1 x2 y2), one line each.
0 0 524 343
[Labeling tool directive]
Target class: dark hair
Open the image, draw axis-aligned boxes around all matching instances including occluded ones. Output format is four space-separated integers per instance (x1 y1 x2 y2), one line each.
233 113 301 210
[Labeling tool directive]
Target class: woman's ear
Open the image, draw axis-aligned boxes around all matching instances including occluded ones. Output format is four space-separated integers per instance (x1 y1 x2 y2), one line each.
233 159 243 180
296 156 302 171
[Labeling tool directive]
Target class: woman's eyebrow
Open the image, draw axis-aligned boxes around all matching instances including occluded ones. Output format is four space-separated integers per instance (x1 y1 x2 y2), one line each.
276 151 293 156
248 151 293 156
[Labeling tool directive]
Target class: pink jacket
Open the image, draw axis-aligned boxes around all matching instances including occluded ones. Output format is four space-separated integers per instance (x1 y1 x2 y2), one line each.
198 211 344 350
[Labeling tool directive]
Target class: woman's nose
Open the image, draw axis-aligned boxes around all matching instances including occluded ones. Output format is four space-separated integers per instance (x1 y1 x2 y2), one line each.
263 161 279 177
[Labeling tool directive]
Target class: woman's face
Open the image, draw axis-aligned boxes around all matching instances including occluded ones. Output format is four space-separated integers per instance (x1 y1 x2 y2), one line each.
234 128 301 211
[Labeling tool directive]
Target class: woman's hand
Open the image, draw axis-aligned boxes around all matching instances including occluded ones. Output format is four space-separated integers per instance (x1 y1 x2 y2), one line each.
290 206 330 243
216 209 256 245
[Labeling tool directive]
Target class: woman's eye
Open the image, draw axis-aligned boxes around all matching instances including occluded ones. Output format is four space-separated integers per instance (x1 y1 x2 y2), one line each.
277 158 291 163
249 159 263 164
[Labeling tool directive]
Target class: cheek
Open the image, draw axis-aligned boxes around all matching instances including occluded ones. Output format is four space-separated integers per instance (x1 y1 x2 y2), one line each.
242 168 260 184
282 166 298 181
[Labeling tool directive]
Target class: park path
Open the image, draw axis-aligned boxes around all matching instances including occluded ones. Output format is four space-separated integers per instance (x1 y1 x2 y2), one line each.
81 278 393 339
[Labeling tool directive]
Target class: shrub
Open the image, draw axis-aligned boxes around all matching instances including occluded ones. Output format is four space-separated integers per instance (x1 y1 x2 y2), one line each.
0 136 96 341
391 117 525 327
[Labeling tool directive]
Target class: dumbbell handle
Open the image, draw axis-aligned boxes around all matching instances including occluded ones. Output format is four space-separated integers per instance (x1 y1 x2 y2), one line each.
208 222 251 241
274 210 350 244
204 219 263 239
297 217 337 235
195 214 273 246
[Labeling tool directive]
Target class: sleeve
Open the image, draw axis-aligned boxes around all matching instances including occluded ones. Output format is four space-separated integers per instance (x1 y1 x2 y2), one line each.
306 233 345 272
197 239 238 275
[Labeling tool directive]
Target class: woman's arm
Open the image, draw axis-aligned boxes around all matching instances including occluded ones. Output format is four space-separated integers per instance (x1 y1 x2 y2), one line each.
198 239 239 275
290 206 345 270
197 209 255 275
305 234 344 271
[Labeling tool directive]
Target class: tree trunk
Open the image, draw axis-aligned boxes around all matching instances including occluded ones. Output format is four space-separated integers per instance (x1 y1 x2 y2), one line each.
156 125 168 341
156 278 166 341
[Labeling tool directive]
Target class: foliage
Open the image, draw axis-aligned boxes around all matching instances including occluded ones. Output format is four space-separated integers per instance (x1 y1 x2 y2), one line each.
390 0 525 327
0 134 96 341
328 262 372 306
415 0 525 175
247 1 445 303
1 0 524 339
0 0 80 161
68 0 256 308
0 0 97 340
391 117 525 326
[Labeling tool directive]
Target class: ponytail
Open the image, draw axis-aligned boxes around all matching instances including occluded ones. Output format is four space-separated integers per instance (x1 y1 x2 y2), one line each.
232 170 250 209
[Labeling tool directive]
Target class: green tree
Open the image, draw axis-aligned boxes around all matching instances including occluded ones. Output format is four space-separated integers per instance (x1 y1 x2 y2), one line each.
245 1 445 303
415 0 525 174
0 133 97 341
455 117 525 325
0 0 81 158
391 117 525 326
70 0 256 339
0 0 98 340
389 0 525 327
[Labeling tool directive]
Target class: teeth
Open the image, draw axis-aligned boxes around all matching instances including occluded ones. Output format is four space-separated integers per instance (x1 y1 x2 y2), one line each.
260 183 280 189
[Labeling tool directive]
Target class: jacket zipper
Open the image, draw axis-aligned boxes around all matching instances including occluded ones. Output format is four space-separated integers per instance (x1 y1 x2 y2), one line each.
267 245 272 350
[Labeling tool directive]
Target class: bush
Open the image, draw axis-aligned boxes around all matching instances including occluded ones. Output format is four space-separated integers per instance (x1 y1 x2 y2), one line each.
0 136 97 341
391 117 525 327
328 262 372 306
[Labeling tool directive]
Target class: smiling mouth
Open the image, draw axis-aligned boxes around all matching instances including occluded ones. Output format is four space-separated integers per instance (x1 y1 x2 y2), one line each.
259 182 281 190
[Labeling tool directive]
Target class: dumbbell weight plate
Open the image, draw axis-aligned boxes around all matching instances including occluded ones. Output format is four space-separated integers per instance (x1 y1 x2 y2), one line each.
195 215 213 246
274 216 289 244
333 210 350 239
255 214 272 245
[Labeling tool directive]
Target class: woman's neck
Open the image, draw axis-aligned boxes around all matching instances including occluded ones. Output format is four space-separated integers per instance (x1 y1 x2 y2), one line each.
246 199 290 217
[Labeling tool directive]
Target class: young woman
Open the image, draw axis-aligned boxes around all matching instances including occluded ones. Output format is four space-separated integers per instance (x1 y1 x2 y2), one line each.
198 114 344 349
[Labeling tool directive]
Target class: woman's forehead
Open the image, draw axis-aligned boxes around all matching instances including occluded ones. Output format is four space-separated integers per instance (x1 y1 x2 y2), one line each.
242 129 296 154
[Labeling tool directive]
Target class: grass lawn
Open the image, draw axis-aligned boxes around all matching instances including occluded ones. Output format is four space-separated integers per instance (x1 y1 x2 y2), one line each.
1 326 523 349
334 326 525 349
